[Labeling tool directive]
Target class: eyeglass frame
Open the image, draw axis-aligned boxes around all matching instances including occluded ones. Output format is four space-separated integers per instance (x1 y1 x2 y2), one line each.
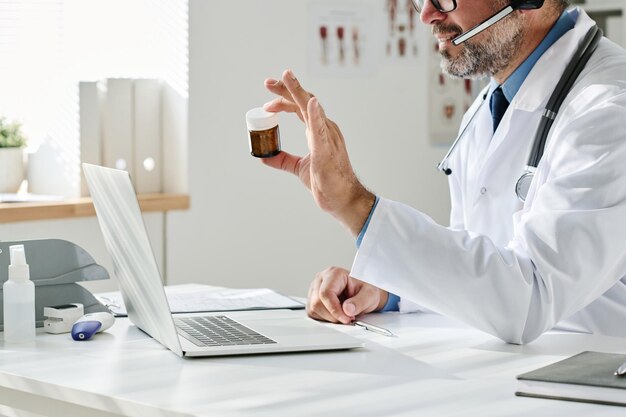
411 0 458 14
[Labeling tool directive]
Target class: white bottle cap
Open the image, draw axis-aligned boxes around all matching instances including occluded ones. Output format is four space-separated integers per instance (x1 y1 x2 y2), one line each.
9 245 30 282
246 107 279 131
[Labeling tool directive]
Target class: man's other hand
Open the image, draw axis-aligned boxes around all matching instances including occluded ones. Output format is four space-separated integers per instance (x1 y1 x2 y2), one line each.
306 266 388 324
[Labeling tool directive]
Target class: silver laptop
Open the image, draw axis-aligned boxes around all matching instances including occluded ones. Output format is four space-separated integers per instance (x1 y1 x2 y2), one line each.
83 163 363 357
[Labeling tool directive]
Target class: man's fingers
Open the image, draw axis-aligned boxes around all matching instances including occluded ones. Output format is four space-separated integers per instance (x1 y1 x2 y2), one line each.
306 276 322 318
307 97 328 148
263 97 299 115
260 151 302 176
264 77 305 122
282 70 315 123
264 78 289 96
307 275 341 323
343 288 379 317
318 276 353 324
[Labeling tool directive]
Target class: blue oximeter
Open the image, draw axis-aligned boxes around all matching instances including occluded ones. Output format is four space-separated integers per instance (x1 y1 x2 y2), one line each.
71 312 115 341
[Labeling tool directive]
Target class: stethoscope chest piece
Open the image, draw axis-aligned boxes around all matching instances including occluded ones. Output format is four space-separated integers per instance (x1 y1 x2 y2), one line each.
515 169 535 203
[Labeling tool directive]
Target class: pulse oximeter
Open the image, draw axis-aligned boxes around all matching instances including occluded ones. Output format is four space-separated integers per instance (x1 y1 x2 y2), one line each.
71 312 115 341
43 303 84 334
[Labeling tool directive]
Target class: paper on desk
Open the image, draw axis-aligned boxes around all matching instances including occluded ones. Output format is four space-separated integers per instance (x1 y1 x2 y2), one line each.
96 284 305 317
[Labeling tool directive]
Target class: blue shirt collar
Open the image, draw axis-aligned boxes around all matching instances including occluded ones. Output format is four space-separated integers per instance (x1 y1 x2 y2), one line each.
490 9 578 102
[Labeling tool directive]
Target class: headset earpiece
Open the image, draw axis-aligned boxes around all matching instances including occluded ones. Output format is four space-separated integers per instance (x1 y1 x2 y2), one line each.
452 0 546 45
511 0 545 10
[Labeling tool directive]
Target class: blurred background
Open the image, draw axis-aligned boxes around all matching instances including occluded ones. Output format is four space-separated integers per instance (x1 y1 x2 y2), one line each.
0 0 623 297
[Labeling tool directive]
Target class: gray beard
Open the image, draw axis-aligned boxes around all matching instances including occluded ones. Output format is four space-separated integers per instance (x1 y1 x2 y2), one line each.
439 17 524 79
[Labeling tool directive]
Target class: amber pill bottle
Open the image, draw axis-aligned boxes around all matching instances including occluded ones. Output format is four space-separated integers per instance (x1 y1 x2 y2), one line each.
245 107 281 158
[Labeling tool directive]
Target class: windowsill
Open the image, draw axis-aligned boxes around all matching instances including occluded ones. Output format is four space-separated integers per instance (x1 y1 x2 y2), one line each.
0 193 190 223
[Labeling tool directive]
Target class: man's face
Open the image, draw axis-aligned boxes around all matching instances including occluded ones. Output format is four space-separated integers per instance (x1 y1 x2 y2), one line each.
422 0 526 79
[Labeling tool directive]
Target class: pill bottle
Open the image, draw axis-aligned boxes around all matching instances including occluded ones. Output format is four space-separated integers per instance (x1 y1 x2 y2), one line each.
245 107 281 158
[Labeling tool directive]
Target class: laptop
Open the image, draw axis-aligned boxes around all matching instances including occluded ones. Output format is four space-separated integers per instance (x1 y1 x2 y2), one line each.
82 163 363 357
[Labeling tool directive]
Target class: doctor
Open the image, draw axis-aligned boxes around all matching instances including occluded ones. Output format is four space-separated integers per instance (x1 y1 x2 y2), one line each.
261 0 626 343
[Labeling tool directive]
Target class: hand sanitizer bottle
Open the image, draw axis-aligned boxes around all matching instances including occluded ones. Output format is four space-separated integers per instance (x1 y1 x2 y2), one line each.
2 245 36 343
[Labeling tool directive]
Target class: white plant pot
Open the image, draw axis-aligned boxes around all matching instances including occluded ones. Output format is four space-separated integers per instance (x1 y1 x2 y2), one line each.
0 147 25 193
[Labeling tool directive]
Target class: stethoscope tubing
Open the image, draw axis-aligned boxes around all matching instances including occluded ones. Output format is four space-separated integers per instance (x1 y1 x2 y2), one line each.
528 25 602 168
436 91 489 176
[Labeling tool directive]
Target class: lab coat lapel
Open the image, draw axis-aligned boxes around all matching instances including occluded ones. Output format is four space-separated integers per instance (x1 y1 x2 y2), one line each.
474 108 538 202
473 9 596 195
513 9 596 113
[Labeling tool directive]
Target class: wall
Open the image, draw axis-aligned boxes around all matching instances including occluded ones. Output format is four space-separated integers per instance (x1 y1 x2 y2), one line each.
0 213 164 295
1 1 624 300
0 0 452 298
165 0 451 297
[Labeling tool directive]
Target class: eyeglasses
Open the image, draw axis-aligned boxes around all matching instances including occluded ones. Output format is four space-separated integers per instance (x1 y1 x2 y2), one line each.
411 0 458 13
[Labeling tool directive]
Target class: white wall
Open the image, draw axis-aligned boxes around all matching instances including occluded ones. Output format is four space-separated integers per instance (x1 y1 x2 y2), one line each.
2 1 624 300
0 213 164 294
165 0 451 297
0 0 452 299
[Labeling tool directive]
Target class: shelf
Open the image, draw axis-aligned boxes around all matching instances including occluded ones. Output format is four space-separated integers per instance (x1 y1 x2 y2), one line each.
0 193 190 223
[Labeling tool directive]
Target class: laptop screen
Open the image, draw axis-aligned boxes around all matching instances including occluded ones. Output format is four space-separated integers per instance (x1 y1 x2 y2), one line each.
83 163 182 355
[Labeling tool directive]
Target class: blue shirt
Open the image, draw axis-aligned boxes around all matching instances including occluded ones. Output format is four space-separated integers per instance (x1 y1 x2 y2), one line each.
492 9 577 101
362 10 577 312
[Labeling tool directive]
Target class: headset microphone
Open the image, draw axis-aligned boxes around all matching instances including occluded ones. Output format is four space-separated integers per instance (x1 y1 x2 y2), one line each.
452 0 544 45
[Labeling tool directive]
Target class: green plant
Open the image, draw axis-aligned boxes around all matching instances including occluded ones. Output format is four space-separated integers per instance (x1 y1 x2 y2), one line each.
0 116 27 148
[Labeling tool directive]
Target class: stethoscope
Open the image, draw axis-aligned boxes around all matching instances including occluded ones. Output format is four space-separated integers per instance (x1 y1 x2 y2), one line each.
437 25 603 202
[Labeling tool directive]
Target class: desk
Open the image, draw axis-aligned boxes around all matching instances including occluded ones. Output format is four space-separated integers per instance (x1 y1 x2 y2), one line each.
1 312 625 417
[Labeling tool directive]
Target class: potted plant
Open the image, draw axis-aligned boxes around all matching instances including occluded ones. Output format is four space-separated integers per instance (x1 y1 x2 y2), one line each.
0 116 27 193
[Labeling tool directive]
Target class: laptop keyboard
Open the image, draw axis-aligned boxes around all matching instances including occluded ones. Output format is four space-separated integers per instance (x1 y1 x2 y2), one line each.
174 315 277 347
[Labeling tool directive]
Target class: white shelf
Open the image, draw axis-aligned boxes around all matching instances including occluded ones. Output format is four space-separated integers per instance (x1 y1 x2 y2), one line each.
0 193 190 223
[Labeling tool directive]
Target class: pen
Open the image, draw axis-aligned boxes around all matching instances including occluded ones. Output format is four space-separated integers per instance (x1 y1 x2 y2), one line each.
615 361 626 376
353 321 395 337
98 296 120 309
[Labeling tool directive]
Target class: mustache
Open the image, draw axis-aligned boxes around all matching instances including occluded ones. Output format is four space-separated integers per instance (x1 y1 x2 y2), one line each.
433 23 463 37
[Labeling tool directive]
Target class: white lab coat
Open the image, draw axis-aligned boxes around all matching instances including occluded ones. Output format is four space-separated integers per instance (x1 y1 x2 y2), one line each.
350 9 626 344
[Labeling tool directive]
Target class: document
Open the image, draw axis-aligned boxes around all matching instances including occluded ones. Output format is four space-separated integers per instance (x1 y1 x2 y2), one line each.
102 78 134 176
79 80 104 196
516 351 626 407
97 284 305 317
133 79 162 193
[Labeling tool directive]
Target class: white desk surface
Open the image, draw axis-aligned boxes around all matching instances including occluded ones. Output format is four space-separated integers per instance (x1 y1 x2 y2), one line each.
1 311 626 417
